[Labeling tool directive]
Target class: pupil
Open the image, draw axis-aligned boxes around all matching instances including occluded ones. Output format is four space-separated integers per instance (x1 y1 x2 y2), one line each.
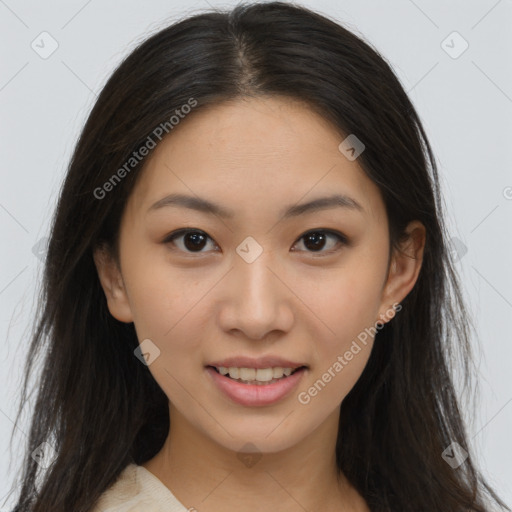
305 232 325 251
185 232 206 251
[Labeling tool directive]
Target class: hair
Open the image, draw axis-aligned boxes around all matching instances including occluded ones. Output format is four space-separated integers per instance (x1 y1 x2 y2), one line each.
6 1 509 511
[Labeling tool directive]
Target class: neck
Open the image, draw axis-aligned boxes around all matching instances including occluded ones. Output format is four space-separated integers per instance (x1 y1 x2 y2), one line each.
142 403 368 512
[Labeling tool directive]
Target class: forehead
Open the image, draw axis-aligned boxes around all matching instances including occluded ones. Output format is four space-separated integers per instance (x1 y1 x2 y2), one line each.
125 96 384 222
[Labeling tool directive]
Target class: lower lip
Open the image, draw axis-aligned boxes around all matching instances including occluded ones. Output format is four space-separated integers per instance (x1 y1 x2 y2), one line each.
205 366 307 407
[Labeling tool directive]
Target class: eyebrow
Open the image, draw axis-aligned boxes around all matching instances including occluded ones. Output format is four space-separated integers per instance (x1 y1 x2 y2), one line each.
147 193 364 219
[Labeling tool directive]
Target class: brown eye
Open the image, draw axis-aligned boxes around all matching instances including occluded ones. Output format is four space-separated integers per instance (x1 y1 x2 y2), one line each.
292 230 347 255
164 229 218 253
163 228 347 256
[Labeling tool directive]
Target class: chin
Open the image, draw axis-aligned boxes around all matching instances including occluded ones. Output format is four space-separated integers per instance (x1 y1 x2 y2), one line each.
205 424 309 456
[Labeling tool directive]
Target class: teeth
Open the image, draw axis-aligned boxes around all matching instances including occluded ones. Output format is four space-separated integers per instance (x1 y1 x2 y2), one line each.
239 367 256 381
273 367 283 378
216 366 298 382
256 368 274 382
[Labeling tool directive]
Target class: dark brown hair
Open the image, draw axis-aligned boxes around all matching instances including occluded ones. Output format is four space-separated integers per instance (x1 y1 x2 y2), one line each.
6 2 509 511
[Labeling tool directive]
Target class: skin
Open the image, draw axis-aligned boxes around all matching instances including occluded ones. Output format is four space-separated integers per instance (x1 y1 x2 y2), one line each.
94 96 425 512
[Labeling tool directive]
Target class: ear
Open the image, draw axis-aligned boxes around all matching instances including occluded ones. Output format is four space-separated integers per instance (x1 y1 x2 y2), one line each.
376 220 426 324
93 245 134 323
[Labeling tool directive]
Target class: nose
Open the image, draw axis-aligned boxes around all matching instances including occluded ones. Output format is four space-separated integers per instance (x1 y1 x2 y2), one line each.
217 245 294 341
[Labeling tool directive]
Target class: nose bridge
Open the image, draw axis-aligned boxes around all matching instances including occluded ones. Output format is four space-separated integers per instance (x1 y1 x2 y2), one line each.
234 237 278 306
219 236 292 338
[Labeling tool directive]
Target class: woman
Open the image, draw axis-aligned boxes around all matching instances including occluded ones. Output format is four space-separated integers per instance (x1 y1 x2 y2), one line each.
7 2 509 511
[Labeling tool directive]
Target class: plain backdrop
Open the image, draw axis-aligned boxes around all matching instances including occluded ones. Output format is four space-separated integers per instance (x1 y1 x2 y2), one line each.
1 0 511 509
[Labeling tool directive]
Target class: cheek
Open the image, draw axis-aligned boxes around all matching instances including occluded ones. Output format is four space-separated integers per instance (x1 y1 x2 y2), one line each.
125 262 211 394
294 255 385 398
123 252 212 340
298 280 378 409
296 263 384 345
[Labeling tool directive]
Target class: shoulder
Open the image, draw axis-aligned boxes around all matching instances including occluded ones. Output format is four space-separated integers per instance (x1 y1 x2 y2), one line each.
90 463 189 512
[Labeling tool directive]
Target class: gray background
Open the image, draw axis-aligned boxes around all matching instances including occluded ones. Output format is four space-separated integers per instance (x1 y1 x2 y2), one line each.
1 0 511 509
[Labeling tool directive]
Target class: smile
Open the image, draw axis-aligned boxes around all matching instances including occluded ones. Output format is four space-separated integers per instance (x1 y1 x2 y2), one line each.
212 365 303 384
206 365 307 406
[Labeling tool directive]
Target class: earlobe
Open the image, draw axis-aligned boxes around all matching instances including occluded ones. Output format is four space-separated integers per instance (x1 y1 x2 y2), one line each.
377 220 426 324
93 245 134 323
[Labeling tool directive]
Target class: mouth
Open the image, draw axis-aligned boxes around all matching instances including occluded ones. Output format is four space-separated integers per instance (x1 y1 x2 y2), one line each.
206 365 307 386
205 364 308 406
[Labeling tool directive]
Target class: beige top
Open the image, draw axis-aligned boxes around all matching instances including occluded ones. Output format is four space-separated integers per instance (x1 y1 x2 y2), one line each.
91 463 189 512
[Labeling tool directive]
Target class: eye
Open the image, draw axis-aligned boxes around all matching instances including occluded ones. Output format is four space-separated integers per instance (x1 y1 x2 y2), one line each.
163 229 218 254
291 229 347 256
163 228 348 256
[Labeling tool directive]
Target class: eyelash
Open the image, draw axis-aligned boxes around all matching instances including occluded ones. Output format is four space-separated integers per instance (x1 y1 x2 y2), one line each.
163 228 348 257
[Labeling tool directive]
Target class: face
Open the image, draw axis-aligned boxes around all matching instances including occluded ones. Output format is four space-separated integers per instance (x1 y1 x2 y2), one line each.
95 96 424 455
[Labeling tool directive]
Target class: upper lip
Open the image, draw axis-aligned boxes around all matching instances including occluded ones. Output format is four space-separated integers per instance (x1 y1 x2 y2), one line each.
207 356 307 370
